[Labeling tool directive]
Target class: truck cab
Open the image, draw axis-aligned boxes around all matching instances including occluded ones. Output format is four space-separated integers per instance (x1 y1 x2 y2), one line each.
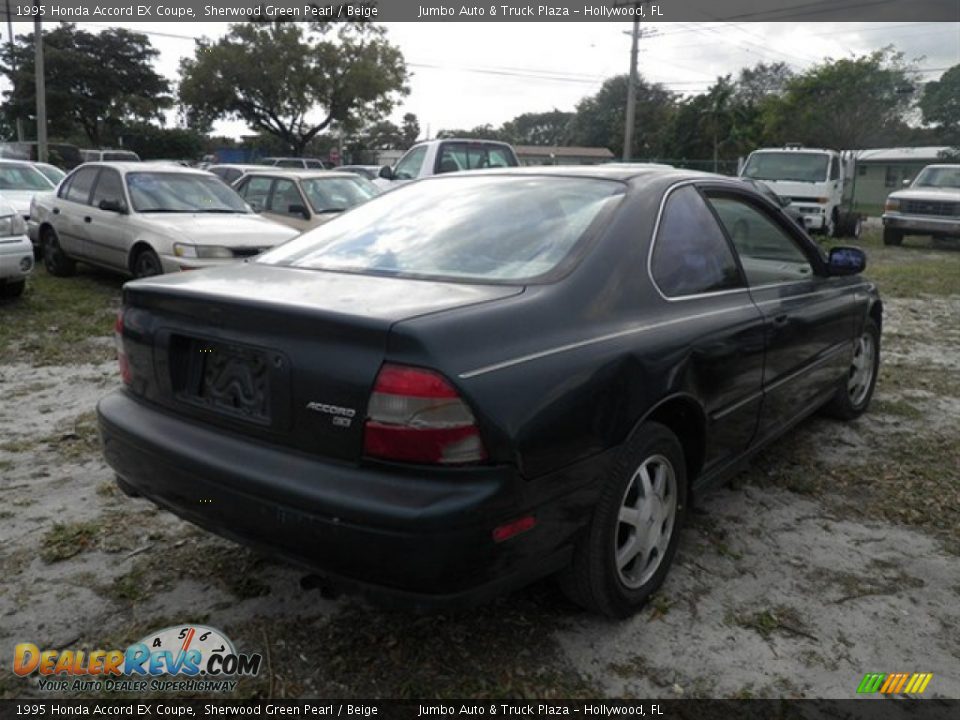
739 146 859 238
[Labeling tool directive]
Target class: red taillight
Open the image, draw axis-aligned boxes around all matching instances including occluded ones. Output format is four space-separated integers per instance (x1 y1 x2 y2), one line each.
115 311 131 386
362 364 487 465
492 516 537 543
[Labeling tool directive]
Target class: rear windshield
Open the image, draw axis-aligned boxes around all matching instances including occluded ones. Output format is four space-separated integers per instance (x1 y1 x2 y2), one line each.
258 175 623 282
437 142 518 172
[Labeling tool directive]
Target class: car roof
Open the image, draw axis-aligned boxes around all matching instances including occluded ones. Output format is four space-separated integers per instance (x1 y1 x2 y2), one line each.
241 169 362 180
423 164 719 184
207 164 263 171
78 162 210 175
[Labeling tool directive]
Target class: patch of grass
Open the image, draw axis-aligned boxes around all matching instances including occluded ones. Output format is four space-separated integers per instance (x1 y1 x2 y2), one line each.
728 605 815 642
873 398 925 420
41 521 101 562
0 267 121 366
822 228 960 298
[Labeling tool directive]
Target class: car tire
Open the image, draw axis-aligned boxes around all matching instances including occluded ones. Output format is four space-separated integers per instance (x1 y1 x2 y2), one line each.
1 280 25 298
42 227 76 277
824 317 880 421
560 421 688 618
882 227 903 246
132 247 162 279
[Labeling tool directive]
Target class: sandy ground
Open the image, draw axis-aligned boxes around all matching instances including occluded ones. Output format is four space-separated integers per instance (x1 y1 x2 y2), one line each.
1 295 958 700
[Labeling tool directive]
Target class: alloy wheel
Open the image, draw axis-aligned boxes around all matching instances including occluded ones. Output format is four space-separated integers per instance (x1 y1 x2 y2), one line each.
848 332 876 406
614 453 678 589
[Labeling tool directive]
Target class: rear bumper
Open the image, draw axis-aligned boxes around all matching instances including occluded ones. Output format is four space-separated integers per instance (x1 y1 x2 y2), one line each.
97 391 586 608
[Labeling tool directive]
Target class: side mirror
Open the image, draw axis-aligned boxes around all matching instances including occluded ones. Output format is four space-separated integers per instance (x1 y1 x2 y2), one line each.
98 198 126 213
378 165 394 180
828 246 866 276
288 203 310 220
902 178 911 187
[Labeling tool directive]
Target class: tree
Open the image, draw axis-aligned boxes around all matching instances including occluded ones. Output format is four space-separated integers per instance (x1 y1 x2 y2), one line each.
436 124 508 140
763 48 918 149
401 113 420 146
121 123 205 161
568 75 676 159
0 24 172 145
179 22 408 155
920 64 960 140
501 110 574 146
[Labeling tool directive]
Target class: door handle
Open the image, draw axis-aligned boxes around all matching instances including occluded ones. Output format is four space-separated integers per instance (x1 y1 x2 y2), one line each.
84 216 92 223
52 208 60 215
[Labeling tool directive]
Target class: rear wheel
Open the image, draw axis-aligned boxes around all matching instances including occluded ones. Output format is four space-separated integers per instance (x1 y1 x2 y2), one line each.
42 227 76 277
1 280 25 298
560 422 687 617
882 227 903 246
132 247 162 278
824 317 880 420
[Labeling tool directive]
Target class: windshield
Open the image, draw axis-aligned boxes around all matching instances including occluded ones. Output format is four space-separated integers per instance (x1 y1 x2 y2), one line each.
258 175 623 282
912 166 960 189
742 152 830 183
35 164 67 184
0 163 55 191
126 172 250 213
301 176 380 213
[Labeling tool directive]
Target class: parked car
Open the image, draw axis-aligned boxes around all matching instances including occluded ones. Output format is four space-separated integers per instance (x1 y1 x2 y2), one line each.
207 164 266 185
98 166 881 616
32 162 67 185
0 195 33 298
740 177 805 227
80 149 141 163
379 139 519 184
32 163 299 279
0 159 57 251
234 169 381 231
882 164 960 246
258 157 333 170
0 141 82 169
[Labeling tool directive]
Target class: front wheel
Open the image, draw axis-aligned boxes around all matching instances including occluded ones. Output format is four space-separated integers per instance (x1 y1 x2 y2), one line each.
132 247 163 279
824 317 880 421
42 228 76 277
560 422 688 617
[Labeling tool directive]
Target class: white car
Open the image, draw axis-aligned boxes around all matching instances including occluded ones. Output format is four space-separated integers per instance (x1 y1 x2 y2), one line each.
31 163 300 278
0 159 57 249
0 195 34 298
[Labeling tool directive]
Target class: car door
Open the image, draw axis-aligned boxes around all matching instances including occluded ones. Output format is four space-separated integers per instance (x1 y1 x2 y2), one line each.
648 185 767 472
53 166 100 258
85 167 132 270
263 177 312 232
703 187 859 444
235 175 273 213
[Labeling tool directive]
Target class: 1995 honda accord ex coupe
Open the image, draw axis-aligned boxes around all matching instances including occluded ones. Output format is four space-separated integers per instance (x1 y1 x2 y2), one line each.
98 166 881 617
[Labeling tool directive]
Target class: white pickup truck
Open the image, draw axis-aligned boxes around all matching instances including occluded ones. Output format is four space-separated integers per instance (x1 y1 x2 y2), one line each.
378 139 519 185
881 164 960 246
739 146 861 238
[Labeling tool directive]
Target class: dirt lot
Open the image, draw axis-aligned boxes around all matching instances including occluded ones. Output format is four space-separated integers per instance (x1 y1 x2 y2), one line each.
1 230 958 700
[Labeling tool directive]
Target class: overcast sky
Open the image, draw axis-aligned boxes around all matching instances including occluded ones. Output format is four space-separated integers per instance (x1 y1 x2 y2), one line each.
16 21 960 138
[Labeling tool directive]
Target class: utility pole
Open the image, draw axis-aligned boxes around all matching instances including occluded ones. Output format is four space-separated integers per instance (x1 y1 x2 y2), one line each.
34 1 47 163
623 11 640 162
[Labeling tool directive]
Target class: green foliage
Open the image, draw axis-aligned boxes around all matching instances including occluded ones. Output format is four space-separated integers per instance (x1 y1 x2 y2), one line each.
179 22 408 155
501 110 574 146
567 75 676 159
0 24 172 146
920 64 960 141
763 48 918 149
121 123 205 160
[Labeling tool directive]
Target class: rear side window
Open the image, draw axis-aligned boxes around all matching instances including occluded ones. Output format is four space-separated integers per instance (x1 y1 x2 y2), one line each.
650 186 744 297
268 179 304 216
64 167 99 204
237 176 273 211
437 143 516 173
260 176 624 283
